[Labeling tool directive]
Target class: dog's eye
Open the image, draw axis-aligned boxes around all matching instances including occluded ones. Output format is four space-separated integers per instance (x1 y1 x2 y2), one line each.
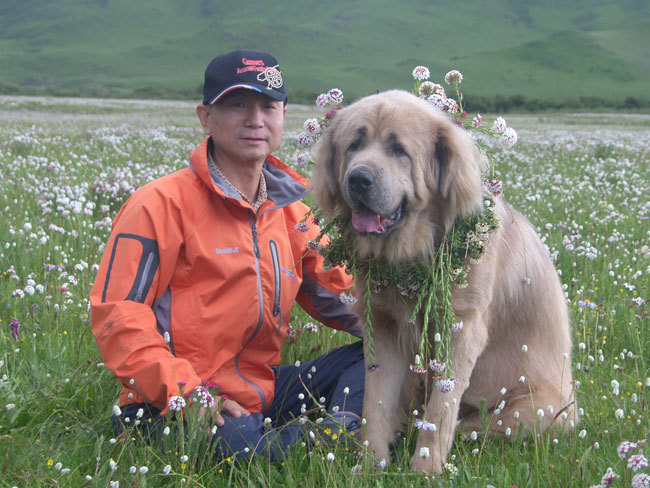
391 142 408 157
348 139 363 152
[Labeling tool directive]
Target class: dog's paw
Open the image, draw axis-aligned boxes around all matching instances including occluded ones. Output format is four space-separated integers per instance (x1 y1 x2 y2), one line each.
410 450 443 473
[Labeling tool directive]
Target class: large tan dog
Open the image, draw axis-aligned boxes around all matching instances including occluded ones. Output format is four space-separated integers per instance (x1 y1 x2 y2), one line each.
313 90 576 472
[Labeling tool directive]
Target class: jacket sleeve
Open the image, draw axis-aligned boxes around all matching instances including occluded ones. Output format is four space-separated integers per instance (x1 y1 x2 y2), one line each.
293 214 363 338
90 184 202 414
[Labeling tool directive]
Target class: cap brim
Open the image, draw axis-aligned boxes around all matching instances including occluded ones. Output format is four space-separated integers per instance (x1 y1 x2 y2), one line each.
208 84 286 104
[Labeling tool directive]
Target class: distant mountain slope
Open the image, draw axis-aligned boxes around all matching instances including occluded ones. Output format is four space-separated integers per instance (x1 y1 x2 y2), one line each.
0 0 648 103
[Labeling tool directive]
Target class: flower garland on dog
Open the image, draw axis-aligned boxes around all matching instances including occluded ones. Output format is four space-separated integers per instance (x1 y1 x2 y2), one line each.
296 70 515 392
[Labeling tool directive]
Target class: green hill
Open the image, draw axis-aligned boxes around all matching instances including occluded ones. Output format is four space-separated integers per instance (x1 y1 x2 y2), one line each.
0 0 648 106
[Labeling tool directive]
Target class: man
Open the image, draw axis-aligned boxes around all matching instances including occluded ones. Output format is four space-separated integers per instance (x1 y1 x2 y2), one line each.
90 49 364 461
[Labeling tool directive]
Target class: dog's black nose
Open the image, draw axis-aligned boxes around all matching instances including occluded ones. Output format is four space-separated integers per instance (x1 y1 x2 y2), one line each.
348 169 374 194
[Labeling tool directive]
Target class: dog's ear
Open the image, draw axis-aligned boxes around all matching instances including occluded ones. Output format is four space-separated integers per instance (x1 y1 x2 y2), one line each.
312 119 341 217
427 122 483 218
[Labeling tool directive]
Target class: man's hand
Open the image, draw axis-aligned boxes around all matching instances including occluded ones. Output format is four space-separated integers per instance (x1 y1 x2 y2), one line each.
199 396 250 427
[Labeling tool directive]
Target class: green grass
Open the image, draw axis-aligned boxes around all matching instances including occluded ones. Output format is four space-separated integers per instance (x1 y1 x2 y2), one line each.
0 0 649 103
0 95 648 486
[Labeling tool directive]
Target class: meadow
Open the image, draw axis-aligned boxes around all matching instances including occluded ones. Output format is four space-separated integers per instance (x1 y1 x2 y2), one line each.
0 94 648 487
2 0 649 107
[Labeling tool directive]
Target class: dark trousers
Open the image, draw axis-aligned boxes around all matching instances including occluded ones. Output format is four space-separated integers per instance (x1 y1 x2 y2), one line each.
111 341 364 462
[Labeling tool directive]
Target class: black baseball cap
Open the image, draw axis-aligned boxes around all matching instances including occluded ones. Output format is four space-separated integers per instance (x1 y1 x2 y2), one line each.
202 49 288 105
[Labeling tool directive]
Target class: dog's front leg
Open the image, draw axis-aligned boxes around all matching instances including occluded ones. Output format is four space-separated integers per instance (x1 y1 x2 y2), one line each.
361 325 408 466
410 317 487 473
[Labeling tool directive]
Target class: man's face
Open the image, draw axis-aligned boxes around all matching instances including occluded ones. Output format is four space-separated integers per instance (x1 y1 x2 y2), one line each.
197 90 286 167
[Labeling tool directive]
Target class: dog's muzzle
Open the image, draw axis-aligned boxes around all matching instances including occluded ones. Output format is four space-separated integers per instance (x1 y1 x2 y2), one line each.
346 168 406 235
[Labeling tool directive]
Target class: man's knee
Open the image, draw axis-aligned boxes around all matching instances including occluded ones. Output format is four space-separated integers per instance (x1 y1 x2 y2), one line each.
212 413 303 463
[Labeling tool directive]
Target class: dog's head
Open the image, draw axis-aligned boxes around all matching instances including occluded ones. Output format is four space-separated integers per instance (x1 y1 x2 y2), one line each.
313 90 484 261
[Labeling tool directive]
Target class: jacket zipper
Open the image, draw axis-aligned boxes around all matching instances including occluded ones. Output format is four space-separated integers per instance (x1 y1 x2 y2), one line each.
134 251 155 302
269 240 282 328
233 211 267 411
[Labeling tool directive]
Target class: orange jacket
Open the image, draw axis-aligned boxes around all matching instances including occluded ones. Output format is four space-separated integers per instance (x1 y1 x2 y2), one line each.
90 138 360 415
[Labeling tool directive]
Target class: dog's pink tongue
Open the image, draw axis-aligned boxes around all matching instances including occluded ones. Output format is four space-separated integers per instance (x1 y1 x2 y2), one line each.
352 207 386 233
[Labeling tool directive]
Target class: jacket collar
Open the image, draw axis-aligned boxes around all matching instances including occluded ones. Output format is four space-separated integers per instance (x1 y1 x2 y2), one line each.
189 138 311 209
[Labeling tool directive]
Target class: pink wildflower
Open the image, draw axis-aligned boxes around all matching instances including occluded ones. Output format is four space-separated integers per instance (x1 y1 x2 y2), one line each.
327 88 344 106
429 359 446 373
193 386 215 409
298 132 315 148
303 118 322 135
632 473 650 488
445 98 459 113
628 453 649 472
303 322 319 333
472 113 483 128
168 395 186 412
427 93 447 111
617 440 638 459
451 321 464 333
286 328 298 343
306 240 321 252
296 154 310 167
485 180 503 196
324 106 341 120
410 365 427 374
9 318 20 340
436 378 457 393
412 66 430 81
294 222 310 233
316 93 329 108
433 84 445 95
601 467 619 486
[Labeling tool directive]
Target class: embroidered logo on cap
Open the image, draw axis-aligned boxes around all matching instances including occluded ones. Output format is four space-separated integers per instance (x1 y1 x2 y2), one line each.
257 66 283 89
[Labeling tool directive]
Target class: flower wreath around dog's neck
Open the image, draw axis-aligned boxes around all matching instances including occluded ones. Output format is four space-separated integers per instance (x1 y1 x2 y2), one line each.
295 70 517 393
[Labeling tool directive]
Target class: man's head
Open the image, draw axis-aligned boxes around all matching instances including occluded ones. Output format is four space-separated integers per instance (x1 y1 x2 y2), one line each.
197 50 288 168
202 49 288 106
